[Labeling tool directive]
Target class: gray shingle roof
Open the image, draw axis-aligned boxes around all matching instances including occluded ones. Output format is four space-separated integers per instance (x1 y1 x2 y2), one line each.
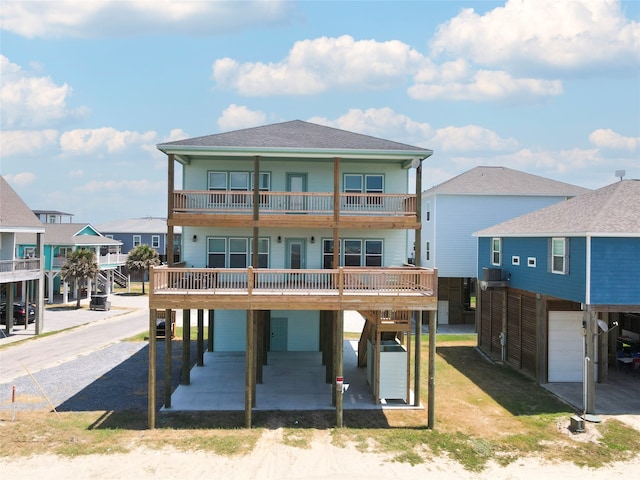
0 177 45 231
158 120 432 154
474 179 640 236
424 166 590 196
16 224 122 246
96 217 181 234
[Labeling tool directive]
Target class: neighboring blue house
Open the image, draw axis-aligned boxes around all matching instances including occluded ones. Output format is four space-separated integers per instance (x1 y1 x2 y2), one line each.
96 217 182 263
474 179 640 413
16 224 126 303
417 166 589 325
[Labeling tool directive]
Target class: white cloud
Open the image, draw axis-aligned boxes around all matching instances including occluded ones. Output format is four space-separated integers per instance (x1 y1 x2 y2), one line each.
0 129 59 156
429 125 520 153
409 68 563 102
217 105 268 131
212 35 425 96
430 0 640 73
0 0 294 38
69 170 83 178
308 107 434 148
0 56 88 129
3 172 36 186
59 127 157 155
77 179 164 193
589 128 640 151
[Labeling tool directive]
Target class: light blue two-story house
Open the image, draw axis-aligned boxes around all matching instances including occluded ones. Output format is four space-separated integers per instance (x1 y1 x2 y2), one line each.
149 120 439 428
474 179 640 413
418 166 589 326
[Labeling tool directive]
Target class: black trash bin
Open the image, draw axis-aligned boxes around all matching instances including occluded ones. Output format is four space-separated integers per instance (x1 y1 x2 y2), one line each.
90 294 111 311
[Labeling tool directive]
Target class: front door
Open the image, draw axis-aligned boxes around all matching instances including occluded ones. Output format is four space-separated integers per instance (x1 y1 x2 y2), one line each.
287 173 306 212
270 317 288 351
286 239 306 269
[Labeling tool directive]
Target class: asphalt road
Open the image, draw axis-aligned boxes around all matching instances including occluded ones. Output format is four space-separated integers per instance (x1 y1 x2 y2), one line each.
0 295 150 384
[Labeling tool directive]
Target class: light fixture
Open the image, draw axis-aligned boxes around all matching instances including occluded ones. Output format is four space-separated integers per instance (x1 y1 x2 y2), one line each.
192 235 197 242
277 236 282 243
310 236 315 243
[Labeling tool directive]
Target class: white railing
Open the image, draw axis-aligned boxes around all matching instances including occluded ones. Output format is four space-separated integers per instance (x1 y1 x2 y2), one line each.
0 258 41 273
173 191 416 216
51 253 127 268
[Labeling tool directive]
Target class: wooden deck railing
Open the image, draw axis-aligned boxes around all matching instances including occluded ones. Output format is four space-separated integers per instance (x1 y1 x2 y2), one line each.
173 191 416 216
0 258 41 274
150 266 436 296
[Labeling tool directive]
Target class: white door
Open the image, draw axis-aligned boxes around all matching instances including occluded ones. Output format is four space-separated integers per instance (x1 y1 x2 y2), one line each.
437 300 449 325
548 311 584 382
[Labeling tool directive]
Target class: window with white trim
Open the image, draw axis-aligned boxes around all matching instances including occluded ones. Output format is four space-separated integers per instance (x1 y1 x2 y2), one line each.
133 235 141 247
426 241 431 261
152 235 160 248
512 255 520 266
208 171 270 206
551 237 568 274
343 174 384 207
491 238 501 266
322 238 383 267
207 237 269 268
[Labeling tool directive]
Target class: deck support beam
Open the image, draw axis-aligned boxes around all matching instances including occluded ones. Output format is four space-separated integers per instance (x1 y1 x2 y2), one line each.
164 309 172 409
427 310 436 429
245 310 255 428
334 310 344 428
182 309 191 385
148 309 157 429
197 309 204 366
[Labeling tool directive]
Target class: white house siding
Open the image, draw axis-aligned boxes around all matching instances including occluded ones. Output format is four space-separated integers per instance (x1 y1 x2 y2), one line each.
420 195 570 278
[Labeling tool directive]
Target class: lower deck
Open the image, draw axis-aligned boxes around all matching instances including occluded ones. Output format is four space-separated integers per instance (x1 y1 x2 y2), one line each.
163 340 420 412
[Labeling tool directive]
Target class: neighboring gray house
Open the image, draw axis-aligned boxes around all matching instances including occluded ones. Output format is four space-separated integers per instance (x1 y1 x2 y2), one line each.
0 177 45 333
417 166 590 325
96 217 182 263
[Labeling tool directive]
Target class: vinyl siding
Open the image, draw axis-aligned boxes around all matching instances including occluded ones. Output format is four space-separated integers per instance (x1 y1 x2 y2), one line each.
478 236 587 304
422 194 571 277
590 237 640 305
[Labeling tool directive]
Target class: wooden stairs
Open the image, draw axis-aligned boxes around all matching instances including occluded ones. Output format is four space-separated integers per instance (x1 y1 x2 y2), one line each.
357 310 411 367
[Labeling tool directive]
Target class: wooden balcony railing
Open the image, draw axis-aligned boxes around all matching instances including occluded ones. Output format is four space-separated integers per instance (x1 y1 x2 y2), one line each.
0 258 41 274
173 191 416 216
150 266 436 304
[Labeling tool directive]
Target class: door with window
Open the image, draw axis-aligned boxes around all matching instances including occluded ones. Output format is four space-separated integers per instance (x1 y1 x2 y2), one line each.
287 173 306 213
286 239 306 270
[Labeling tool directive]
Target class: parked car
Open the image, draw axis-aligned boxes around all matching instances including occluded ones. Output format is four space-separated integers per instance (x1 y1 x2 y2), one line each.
0 302 36 324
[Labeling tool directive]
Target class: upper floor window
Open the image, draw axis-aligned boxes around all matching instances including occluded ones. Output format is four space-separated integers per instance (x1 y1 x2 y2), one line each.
58 247 72 257
425 202 431 222
551 238 568 274
48 215 56 223
426 241 430 261
152 235 160 248
343 174 384 206
105 234 114 239
133 235 141 247
491 238 501 266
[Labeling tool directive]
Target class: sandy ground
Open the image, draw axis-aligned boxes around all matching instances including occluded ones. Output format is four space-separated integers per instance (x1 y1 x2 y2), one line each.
2 427 639 480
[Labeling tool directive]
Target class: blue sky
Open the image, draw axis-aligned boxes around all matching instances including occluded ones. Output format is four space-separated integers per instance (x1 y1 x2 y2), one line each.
1 0 639 224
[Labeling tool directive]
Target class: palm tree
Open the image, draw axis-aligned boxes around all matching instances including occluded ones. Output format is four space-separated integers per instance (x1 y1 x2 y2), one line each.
125 244 160 294
60 249 100 309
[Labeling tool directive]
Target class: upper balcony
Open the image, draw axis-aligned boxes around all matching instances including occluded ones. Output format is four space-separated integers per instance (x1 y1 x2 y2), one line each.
0 258 42 283
51 253 128 269
170 191 419 229
149 265 437 312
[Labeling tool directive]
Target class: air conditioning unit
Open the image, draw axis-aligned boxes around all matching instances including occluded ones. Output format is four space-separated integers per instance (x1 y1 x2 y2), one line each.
482 267 502 282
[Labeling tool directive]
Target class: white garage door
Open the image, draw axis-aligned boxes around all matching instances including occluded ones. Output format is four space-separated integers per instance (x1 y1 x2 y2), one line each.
548 311 584 382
